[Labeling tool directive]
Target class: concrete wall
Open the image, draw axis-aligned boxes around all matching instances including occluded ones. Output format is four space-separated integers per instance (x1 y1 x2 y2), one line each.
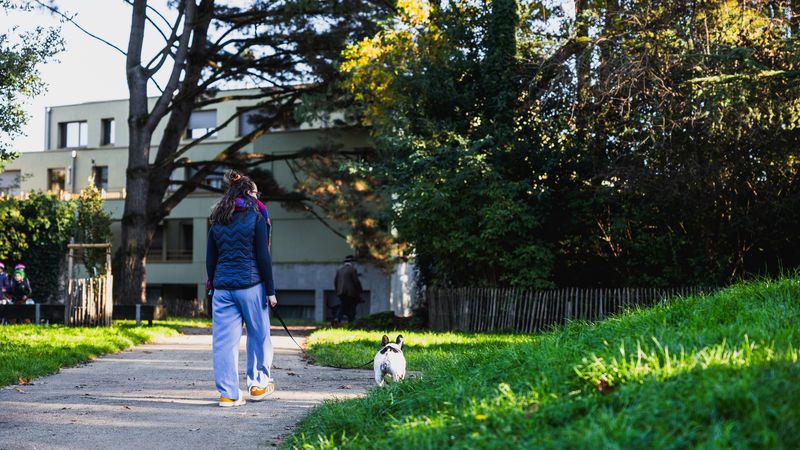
273 263 392 322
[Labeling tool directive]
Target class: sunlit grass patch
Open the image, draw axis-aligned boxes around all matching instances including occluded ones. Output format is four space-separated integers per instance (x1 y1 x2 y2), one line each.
291 276 800 449
0 321 181 387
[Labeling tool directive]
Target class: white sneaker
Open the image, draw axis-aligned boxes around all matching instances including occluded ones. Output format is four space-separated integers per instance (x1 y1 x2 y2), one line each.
249 382 275 401
219 389 246 407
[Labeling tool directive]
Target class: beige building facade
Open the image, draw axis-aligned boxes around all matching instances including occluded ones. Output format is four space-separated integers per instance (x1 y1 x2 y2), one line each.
2 89 412 320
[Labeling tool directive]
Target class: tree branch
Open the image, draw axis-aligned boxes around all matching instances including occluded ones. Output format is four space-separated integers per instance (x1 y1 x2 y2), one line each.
146 0 196 132
159 92 299 167
34 0 126 56
144 6 185 76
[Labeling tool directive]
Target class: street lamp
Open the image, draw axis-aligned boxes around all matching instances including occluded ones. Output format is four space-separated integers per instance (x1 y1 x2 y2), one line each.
70 150 77 194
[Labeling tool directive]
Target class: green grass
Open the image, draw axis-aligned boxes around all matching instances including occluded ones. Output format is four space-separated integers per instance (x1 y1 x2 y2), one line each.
0 319 194 387
158 316 213 328
290 276 800 449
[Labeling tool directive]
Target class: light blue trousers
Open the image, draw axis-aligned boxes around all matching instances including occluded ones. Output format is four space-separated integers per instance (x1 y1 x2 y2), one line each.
212 284 273 400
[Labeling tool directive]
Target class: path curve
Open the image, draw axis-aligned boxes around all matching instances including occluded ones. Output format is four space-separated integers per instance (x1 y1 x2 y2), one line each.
0 327 373 450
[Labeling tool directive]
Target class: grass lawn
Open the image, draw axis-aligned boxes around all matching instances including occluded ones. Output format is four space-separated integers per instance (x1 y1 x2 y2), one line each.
0 317 199 387
290 276 800 449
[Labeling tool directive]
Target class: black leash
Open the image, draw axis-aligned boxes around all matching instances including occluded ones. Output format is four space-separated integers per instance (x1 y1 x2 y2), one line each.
269 304 374 369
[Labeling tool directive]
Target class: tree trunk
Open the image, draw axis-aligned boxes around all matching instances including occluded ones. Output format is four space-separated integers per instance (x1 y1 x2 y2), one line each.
115 0 209 304
116 121 159 304
575 0 591 123
115 0 151 305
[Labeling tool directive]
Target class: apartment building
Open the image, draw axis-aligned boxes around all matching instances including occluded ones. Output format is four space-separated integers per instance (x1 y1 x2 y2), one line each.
2 89 415 319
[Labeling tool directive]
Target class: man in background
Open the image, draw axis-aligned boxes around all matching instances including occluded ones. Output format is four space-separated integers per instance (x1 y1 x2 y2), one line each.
333 255 363 324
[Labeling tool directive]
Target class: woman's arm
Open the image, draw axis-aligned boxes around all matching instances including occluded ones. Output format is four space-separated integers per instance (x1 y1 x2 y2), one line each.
255 216 276 296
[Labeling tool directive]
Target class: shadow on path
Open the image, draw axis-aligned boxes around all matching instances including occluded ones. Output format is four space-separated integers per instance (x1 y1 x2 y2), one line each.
0 326 373 450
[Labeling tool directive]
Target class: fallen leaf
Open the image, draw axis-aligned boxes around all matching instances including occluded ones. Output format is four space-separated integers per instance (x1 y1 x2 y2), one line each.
338 385 352 390
17 377 30 385
287 372 300 377
14 387 24 393
596 379 614 395
123 406 131 410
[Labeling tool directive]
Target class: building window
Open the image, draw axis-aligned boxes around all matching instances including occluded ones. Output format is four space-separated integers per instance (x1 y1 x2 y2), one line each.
58 121 88 148
92 166 109 191
206 172 224 189
101 118 115 145
184 167 224 191
0 170 21 196
48 168 66 192
149 219 194 262
238 108 274 136
186 110 217 139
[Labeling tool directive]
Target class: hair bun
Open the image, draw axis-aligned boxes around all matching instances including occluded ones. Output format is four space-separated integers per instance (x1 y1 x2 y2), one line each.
226 171 242 183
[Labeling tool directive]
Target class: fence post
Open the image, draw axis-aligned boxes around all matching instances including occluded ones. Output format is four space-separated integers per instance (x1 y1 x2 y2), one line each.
35 303 40 324
135 304 142 326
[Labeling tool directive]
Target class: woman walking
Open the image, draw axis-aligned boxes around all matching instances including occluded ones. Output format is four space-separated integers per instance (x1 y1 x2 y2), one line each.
207 170 277 407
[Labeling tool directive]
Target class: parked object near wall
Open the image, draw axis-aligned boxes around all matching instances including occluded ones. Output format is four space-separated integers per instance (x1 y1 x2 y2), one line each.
427 287 716 333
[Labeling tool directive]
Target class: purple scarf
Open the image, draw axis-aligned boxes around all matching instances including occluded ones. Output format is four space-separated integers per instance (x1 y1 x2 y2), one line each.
235 197 271 250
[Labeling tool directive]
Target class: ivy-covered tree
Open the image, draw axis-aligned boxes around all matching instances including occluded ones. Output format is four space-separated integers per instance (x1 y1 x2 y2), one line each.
75 184 112 276
0 193 76 303
340 0 554 288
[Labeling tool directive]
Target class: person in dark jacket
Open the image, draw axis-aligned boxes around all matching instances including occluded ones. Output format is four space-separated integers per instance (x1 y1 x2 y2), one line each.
334 255 363 323
206 170 277 407
0 262 11 302
9 265 32 304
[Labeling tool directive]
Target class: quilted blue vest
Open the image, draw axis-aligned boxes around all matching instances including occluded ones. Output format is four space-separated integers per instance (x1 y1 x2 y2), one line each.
210 207 262 289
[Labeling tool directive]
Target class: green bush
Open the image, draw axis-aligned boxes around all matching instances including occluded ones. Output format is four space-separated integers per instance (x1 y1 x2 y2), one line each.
0 188 110 303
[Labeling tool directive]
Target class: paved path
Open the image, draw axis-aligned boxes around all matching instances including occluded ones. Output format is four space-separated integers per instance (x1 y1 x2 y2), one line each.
0 327 373 450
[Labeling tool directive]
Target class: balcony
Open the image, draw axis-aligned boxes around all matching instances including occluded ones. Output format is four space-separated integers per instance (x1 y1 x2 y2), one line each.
148 219 194 263
2 189 219 201
1 190 127 201
148 249 193 263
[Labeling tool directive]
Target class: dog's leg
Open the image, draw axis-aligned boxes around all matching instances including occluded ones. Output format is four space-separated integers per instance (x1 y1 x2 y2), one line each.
375 371 385 387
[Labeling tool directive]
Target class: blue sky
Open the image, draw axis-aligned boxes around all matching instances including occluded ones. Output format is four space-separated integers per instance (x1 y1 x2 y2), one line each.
4 0 175 152
5 0 575 153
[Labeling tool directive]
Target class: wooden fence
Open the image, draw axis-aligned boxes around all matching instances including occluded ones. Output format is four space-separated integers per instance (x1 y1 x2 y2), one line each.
65 243 113 327
66 277 113 326
427 287 716 333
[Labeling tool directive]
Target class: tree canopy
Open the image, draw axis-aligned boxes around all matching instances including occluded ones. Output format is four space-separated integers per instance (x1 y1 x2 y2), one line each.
338 0 800 288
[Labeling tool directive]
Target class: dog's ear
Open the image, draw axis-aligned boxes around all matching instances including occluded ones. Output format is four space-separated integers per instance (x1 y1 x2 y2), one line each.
395 335 404 348
381 335 390 347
